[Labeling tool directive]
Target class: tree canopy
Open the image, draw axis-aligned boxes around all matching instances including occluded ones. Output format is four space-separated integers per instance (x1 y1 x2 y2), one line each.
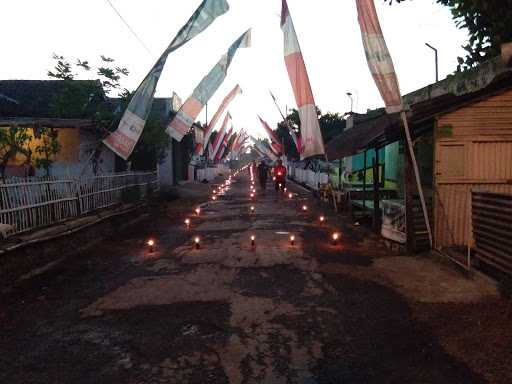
385 0 512 70
276 108 345 160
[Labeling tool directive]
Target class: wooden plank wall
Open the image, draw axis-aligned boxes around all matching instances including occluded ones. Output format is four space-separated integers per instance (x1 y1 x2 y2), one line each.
435 88 512 249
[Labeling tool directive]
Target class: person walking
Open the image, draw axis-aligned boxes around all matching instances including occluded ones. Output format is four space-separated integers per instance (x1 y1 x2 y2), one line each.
257 160 269 193
273 159 287 192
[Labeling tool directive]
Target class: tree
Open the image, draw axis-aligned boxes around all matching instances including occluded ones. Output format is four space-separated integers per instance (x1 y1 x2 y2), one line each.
48 54 129 95
276 108 345 160
385 0 512 70
0 127 32 180
34 127 62 176
47 55 171 172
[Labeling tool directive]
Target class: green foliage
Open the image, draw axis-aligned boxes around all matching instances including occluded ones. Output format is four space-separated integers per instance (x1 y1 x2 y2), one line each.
34 128 62 176
129 114 171 170
47 54 169 171
385 0 512 70
48 54 129 95
0 127 32 179
47 54 74 80
276 108 345 160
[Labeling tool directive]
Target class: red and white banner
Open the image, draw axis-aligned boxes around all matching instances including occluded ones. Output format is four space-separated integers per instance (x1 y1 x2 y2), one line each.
281 0 324 160
356 0 403 113
195 84 242 156
215 127 233 162
232 129 247 156
167 30 251 142
271 142 283 155
210 112 231 161
258 115 280 145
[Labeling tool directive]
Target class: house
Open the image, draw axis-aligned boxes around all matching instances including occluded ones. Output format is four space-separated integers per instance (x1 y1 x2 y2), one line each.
0 80 196 188
0 80 115 177
326 47 512 272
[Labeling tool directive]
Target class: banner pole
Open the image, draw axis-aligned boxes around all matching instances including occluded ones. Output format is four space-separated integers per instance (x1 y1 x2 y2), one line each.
401 110 433 248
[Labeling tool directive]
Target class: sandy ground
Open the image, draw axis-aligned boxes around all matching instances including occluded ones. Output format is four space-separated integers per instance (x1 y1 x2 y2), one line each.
1 171 510 383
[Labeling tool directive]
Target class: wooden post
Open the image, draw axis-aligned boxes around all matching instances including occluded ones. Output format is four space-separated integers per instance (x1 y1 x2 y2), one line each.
404 146 416 253
373 149 380 232
401 111 433 248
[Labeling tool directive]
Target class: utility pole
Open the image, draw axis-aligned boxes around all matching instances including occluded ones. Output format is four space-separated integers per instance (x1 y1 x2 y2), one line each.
425 43 439 83
346 92 354 113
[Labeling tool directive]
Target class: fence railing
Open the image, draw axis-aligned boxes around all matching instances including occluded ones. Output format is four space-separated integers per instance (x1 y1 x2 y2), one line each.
0 171 158 237
288 165 329 191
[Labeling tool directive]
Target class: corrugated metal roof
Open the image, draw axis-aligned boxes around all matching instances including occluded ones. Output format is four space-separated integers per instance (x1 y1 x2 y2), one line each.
326 57 512 160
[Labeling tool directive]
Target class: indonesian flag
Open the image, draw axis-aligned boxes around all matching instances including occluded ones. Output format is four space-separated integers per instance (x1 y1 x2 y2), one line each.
167 30 251 142
210 113 231 161
281 0 324 160
356 0 403 113
103 0 229 160
195 84 242 156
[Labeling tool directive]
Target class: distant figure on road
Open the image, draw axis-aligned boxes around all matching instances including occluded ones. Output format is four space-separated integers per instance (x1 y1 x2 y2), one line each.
257 161 269 192
273 159 287 192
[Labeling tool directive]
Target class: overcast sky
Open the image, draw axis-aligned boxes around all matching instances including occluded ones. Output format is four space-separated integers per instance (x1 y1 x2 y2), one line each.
2 0 469 138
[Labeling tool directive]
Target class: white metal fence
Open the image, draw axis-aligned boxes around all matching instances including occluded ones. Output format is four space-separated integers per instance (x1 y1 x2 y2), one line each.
0 171 158 237
288 165 329 191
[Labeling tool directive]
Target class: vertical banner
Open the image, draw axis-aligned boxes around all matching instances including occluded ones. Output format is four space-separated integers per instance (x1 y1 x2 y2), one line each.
103 0 229 160
356 0 432 247
269 90 301 154
210 112 231 161
196 84 242 156
167 29 251 141
258 115 281 145
171 92 183 112
215 127 233 162
356 0 403 113
254 141 278 161
281 0 324 160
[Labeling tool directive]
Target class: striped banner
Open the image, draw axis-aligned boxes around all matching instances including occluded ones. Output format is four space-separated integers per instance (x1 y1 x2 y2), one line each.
210 112 231 161
215 127 233 162
258 115 281 145
254 141 278 161
195 84 242 156
356 0 403 113
281 0 324 160
103 0 229 160
167 29 251 141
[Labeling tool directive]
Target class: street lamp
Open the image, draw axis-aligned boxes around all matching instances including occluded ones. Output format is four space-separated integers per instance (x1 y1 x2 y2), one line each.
346 92 354 113
425 43 439 83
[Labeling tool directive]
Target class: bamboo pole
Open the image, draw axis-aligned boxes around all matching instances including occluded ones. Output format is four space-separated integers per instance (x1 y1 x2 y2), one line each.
400 111 433 248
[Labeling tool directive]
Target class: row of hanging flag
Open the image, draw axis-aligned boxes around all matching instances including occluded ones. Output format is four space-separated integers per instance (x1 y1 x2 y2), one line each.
102 0 406 165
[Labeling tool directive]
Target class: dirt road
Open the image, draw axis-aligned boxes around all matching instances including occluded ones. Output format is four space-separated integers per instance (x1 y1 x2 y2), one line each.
1 171 508 383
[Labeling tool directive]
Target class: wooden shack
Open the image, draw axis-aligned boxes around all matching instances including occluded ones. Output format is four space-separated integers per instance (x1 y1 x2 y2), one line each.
434 88 512 253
